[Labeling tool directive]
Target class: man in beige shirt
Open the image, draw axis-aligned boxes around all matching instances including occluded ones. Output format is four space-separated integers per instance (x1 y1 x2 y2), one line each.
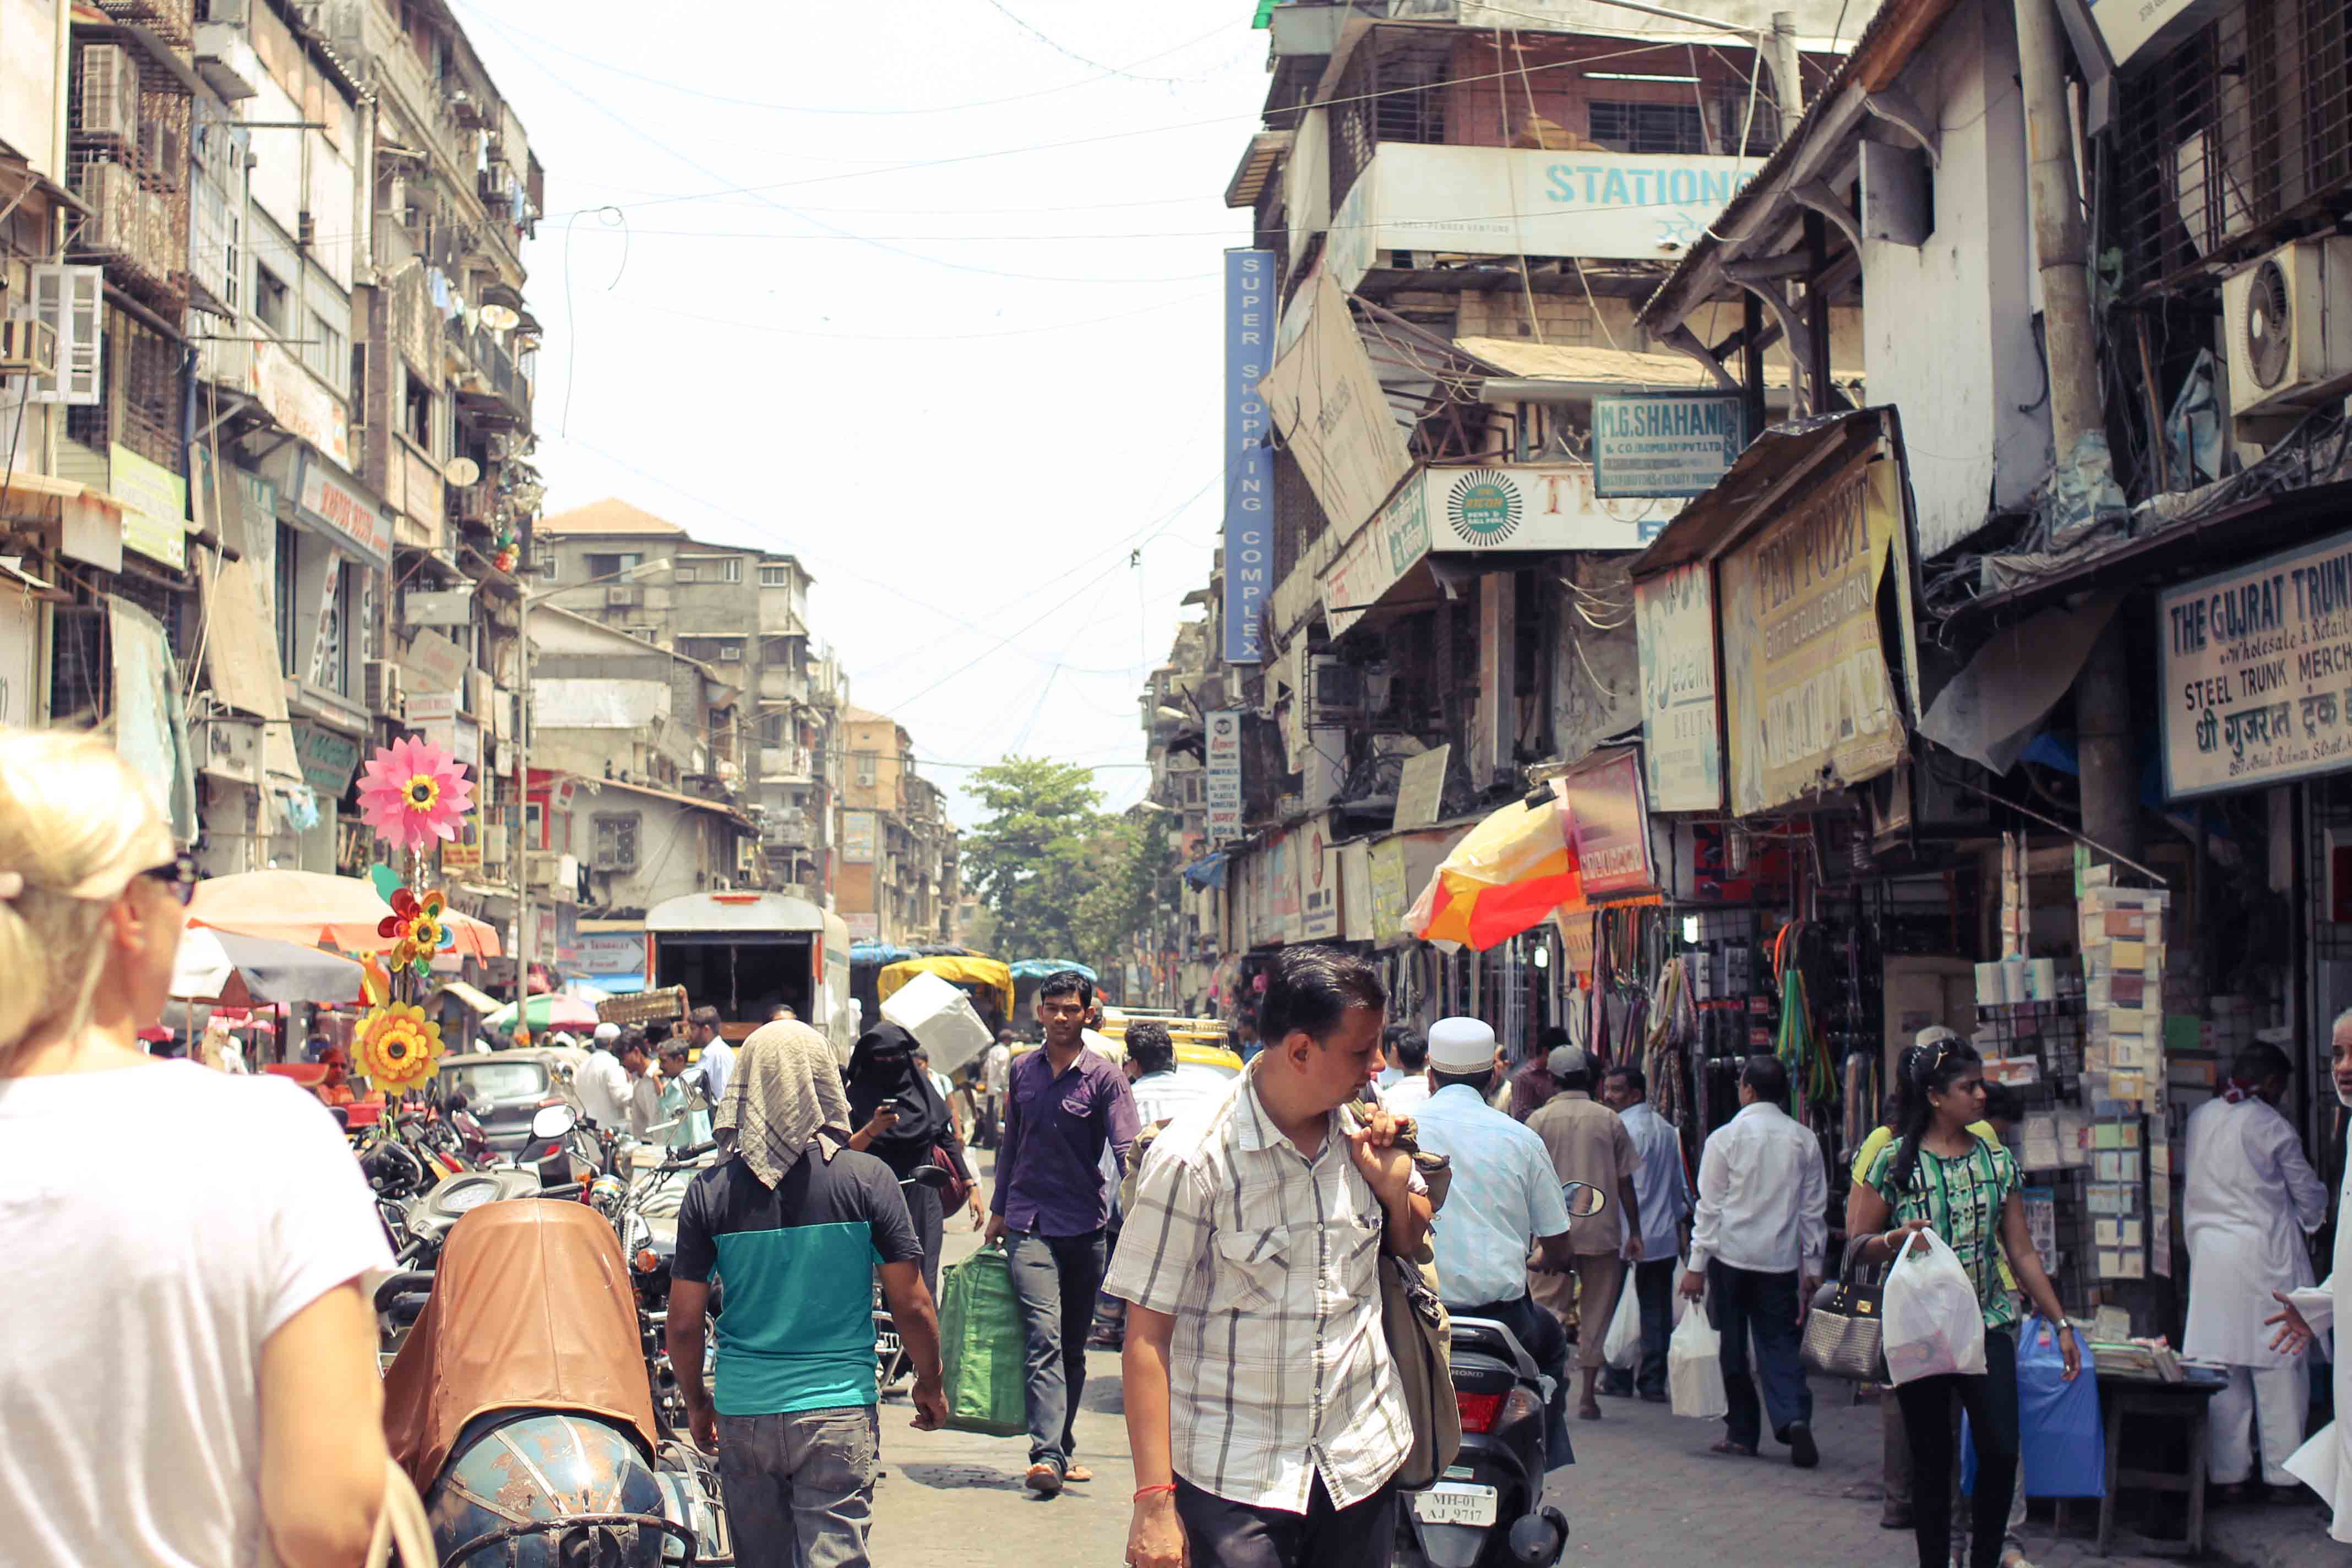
1526 1046 1642 1420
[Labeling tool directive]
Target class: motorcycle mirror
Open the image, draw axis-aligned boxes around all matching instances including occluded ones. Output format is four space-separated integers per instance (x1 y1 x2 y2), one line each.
531 1103 579 1140
1560 1180 1609 1219
908 1164 955 1191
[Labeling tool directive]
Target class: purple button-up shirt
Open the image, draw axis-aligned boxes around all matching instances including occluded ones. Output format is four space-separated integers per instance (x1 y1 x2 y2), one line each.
992 1044 1141 1237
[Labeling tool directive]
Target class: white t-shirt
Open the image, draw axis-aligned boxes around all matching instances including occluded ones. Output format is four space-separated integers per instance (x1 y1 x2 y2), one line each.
0 1060 394 1567
578 1047 630 1128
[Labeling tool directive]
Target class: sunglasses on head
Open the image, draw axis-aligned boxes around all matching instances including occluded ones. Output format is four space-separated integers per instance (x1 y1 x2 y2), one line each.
141 853 199 906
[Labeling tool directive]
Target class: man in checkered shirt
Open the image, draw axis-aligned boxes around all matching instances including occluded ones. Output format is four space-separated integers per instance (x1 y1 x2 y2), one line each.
1105 946 1430 1568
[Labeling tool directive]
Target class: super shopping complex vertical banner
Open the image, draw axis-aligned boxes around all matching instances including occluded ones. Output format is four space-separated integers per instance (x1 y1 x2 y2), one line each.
1223 249 1272 665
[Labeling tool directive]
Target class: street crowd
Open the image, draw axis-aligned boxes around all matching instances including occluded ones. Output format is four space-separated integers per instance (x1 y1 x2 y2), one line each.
7 727 2352 1567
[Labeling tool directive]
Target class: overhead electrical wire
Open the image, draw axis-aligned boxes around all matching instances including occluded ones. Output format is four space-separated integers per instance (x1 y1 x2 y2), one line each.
979 0 1231 85
448 0 1237 115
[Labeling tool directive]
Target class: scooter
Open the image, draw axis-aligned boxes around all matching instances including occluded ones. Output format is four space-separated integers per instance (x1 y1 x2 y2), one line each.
1396 1180 1607 1568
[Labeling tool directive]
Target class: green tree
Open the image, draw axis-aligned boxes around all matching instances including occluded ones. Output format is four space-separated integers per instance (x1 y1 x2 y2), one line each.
961 758 1110 963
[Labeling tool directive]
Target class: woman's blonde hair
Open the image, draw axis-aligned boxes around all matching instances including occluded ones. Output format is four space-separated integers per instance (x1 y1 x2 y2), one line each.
0 728 175 1062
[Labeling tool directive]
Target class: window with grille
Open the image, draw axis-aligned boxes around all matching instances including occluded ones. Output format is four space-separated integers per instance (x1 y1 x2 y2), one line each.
67 309 182 471
592 812 640 870
2114 0 2352 291
308 311 346 399
1587 101 1711 155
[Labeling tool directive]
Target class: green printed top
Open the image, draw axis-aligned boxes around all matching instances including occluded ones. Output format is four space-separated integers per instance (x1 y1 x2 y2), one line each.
1864 1135 2021 1330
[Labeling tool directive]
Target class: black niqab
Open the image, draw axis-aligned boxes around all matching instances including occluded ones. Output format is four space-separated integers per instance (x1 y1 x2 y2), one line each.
844 1021 951 1172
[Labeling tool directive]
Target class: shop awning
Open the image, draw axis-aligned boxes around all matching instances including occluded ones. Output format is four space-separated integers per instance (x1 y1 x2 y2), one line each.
1629 408 1892 579
435 980 502 1015
1181 851 1230 890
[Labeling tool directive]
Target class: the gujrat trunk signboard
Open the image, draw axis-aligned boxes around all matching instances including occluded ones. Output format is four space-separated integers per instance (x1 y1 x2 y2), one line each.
1718 456 1906 818
2160 527 2352 800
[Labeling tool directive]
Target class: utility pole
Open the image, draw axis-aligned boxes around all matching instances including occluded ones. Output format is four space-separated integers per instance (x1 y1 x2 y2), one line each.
1767 12 1805 125
2012 0 2138 859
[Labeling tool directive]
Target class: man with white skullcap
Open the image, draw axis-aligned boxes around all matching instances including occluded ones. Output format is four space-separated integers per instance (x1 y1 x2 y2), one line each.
1411 1016 1578 1468
577 1020 630 1130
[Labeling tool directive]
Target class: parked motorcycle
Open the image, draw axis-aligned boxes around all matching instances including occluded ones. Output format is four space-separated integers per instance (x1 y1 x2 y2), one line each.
1395 1180 1606 1568
381 1195 728 1566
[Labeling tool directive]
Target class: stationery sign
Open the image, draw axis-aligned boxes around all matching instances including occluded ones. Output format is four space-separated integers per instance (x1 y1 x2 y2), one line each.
2159 525 2352 799
1206 710 1244 843
1223 249 1274 663
1593 392 1747 499
1635 561 1723 810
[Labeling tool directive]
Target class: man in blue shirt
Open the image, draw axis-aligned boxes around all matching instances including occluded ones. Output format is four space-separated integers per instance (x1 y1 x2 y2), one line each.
669 1021 944 1568
1599 1063 1693 1403
1411 1016 1578 1468
984 968 1141 1497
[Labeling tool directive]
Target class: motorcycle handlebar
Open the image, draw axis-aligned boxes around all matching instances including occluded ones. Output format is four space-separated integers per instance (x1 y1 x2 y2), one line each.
373 1271 435 1312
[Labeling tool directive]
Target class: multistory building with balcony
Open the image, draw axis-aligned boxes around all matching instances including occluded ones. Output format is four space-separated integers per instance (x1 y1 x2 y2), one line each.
535 497 842 904
837 705 959 949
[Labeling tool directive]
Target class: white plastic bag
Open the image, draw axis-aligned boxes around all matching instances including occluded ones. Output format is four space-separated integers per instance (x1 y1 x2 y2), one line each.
1602 1276 1642 1370
1668 1289 1728 1419
1882 1228 1988 1385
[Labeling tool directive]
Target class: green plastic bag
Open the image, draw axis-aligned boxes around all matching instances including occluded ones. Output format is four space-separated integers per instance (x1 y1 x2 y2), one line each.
939 1245 1027 1436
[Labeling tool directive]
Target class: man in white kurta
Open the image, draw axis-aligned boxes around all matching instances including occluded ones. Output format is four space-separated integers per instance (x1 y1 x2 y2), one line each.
2184 1043 2327 1491
2268 1011 2352 1542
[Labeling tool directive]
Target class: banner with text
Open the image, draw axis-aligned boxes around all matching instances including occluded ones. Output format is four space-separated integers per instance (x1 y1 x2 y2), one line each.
2160 527 2352 799
1224 249 1274 663
1635 562 1723 811
1594 392 1747 498
1718 456 1908 817
1206 710 1244 842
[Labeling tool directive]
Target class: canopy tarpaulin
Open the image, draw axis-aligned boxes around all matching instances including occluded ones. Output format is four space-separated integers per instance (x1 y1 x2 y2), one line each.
170 927 363 1006
877 955 1014 1017
1405 790 1582 951
1008 959 1098 982
850 942 917 965
187 870 502 958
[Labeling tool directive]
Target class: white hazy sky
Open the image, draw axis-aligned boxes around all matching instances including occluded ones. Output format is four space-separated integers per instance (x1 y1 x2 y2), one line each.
451 1 1270 826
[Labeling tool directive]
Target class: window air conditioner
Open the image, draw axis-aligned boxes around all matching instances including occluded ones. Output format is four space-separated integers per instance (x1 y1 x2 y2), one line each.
364 660 404 717
75 45 138 145
2224 237 2352 442
0 318 57 379
1306 655 1366 727
606 584 641 607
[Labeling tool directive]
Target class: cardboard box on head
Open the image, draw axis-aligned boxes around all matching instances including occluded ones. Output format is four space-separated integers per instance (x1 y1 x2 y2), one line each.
880 970 994 1075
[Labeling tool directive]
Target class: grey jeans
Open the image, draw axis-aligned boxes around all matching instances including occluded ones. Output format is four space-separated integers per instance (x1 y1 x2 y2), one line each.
716 1407 879 1568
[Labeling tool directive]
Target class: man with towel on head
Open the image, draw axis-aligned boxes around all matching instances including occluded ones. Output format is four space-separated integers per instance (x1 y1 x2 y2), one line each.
667 1020 946 1568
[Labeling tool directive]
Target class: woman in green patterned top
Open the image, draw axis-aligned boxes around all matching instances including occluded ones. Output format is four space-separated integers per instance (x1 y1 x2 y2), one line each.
1847 1036 2078 1568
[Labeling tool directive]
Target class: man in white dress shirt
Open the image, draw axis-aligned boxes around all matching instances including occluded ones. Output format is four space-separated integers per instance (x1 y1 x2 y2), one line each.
577 1021 631 1130
1412 1016 1577 1467
1377 1030 1432 1118
2184 1042 2327 1498
1680 1054 1827 1467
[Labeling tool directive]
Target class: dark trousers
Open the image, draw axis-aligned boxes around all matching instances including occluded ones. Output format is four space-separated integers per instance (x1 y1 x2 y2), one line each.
1174 1473 1396 1568
1632 1257 1676 1398
1892 1329 2019 1568
1709 1261 1812 1451
1451 1291 1574 1468
1005 1227 1107 1471
906 1180 943 1302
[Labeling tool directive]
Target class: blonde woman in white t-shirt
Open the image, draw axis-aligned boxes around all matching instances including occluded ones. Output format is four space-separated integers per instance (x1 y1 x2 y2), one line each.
0 728 394 1567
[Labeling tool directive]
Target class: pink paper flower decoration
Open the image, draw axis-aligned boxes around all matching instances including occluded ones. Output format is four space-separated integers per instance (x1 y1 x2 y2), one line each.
357 735 475 852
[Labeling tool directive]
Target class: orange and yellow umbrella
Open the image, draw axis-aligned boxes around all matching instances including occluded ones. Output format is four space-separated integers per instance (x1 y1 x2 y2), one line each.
1404 791 1582 951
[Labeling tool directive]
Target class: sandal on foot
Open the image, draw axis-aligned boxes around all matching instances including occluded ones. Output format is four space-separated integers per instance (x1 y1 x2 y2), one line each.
1707 1440 1758 1457
1064 1465 1093 1483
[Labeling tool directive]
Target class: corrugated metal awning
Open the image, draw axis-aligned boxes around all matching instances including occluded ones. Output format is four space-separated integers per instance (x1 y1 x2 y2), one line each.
1225 129 1293 210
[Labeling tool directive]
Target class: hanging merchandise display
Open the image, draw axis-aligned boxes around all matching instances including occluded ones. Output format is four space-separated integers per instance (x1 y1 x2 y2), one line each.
1770 921 1836 1108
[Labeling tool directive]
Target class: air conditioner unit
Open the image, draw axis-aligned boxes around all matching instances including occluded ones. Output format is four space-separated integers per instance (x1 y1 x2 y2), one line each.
2224 237 2352 442
1306 655 1366 727
364 660 404 717
0 318 57 379
75 45 138 145
605 584 641 607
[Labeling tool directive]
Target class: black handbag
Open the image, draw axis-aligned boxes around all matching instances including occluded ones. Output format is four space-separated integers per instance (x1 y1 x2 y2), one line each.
1802 1235 1887 1382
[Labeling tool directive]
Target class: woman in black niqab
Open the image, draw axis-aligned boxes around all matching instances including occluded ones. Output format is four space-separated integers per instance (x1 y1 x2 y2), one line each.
845 1021 976 1296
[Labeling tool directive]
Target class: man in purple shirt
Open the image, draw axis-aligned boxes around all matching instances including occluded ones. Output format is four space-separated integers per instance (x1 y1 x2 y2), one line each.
984 968 1140 1497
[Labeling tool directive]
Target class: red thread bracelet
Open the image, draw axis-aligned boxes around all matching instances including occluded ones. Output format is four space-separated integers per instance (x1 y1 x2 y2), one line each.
1135 1483 1178 1500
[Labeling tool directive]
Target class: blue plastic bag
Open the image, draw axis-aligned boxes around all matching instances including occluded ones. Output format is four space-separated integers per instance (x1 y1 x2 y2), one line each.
1962 1315 2105 1499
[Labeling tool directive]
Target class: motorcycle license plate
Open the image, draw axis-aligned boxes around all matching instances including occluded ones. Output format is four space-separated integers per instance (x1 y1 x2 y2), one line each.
1411 1483 1498 1527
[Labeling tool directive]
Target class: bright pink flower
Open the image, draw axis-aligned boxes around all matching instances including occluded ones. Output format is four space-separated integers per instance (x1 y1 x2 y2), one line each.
356 735 475 852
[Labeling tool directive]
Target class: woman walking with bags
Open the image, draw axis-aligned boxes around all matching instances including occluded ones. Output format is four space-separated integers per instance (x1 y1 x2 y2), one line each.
845 1021 982 1299
1847 1035 2080 1568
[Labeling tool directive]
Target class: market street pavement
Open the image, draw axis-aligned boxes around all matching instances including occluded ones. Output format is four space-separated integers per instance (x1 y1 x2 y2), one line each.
867 1156 2204 1568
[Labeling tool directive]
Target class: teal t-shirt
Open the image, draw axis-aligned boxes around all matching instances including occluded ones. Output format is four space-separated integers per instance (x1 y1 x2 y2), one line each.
673 1146 922 1415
